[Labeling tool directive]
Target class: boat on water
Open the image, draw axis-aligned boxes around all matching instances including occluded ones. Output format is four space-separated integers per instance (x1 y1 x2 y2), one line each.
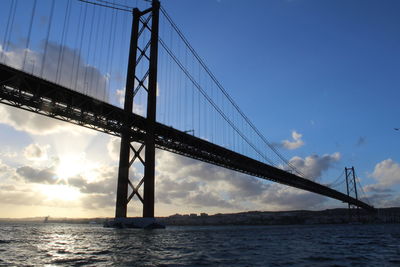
43 216 49 223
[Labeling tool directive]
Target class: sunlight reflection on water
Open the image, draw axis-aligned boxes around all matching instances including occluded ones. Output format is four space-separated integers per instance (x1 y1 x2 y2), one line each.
1 223 400 266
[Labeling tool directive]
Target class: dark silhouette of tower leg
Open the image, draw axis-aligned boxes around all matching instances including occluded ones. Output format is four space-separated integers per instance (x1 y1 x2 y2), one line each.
115 7 140 219
115 0 160 219
345 166 360 222
143 0 159 218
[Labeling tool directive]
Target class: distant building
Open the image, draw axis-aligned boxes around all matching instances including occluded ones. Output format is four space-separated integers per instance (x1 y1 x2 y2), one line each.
200 213 208 217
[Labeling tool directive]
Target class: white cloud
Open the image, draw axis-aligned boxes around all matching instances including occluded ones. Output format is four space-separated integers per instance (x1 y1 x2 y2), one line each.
0 42 107 101
0 41 113 135
364 185 392 193
115 88 145 116
282 130 304 150
370 159 400 187
155 150 271 211
0 134 348 216
0 189 47 206
260 184 327 210
0 159 19 182
188 191 234 209
23 143 49 161
364 159 400 194
107 137 120 161
337 159 400 208
364 193 400 208
2 157 117 211
155 150 339 213
67 165 117 195
287 152 341 181
116 89 125 106
0 105 96 135
0 147 17 158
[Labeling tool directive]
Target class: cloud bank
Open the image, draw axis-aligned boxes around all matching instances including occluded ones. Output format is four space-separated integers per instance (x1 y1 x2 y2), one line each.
287 152 341 181
0 42 107 101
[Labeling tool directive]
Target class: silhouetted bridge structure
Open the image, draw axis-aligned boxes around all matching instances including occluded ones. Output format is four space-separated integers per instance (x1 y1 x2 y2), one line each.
0 0 374 219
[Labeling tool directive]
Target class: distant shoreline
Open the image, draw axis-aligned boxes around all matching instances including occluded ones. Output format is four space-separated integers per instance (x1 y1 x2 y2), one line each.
1 207 399 226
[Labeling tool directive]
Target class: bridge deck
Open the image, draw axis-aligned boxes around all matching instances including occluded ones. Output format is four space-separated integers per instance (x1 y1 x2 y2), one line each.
0 63 375 211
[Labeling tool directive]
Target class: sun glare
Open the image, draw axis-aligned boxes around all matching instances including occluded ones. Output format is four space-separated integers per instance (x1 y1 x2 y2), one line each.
56 154 99 182
38 184 81 201
36 154 101 202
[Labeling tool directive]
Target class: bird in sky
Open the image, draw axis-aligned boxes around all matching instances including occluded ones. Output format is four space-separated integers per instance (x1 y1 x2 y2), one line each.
395 128 399 131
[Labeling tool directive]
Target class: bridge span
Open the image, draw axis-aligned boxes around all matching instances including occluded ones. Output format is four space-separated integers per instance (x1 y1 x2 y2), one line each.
0 0 375 220
0 62 375 212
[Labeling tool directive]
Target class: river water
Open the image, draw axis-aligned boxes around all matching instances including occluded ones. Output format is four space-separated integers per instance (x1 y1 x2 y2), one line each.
0 223 399 266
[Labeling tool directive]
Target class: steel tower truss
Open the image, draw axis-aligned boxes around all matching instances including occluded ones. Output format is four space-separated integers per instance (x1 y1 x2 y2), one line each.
115 1 160 218
345 166 360 221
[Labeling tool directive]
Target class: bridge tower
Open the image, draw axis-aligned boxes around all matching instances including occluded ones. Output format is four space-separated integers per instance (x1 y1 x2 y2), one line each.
345 166 360 222
115 0 160 219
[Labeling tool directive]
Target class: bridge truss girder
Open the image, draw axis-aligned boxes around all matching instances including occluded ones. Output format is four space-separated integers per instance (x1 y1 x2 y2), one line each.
0 62 375 213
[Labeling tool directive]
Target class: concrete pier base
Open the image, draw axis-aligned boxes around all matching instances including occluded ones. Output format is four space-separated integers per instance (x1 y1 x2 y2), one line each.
103 217 165 229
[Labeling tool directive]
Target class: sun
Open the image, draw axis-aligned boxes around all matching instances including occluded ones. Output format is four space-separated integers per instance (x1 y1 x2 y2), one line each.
55 154 99 182
36 154 101 202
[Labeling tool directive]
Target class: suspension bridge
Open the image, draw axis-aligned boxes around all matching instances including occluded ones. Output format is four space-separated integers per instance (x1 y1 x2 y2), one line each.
0 0 374 222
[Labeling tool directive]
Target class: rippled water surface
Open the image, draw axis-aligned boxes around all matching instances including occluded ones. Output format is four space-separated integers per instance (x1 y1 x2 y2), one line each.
1 223 400 266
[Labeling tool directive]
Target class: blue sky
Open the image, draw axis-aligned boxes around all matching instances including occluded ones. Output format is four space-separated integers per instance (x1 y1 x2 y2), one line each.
162 0 400 185
0 0 399 218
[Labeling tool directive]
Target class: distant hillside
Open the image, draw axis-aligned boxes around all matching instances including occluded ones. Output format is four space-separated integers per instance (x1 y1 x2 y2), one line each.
1 208 399 225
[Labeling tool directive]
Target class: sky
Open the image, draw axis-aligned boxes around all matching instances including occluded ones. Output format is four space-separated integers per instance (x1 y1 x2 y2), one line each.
0 0 399 218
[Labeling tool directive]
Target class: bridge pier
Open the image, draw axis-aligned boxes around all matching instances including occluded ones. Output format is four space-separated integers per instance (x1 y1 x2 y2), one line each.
115 0 160 219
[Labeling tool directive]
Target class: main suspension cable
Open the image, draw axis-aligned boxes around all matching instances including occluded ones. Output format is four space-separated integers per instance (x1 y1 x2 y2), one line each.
159 5 303 175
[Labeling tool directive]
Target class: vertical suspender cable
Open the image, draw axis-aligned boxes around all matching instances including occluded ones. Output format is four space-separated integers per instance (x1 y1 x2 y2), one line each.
161 26 166 121
71 2 83 89
74 2 88 91
177 38 182 130
197 61 200 137
97 1 108 97
83 4 96 95
90 4 102 99
56 0 71 84
116 2 129 105
167 23 173 124
184 45 188 130
160 6 301 172
161 48 167 123
40 0 55 78
191 55 194 133
1 0 16 63
22 0 37 71
104 5 116 101
108 3 119 102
